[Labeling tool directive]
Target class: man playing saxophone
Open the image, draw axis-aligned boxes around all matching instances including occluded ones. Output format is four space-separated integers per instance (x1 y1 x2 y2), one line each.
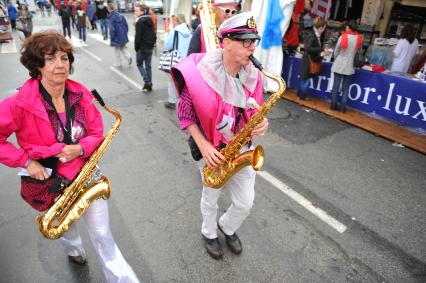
0 31 139 283
172 13 268 260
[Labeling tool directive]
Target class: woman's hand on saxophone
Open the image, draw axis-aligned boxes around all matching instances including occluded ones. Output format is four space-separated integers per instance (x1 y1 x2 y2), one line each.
251 118 269 137
56 144 83 163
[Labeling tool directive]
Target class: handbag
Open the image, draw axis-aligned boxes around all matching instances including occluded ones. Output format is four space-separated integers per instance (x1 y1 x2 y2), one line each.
354 50 365 68
16 19 28 33
20 157 69 212
158 31 182 73
308 55 322 75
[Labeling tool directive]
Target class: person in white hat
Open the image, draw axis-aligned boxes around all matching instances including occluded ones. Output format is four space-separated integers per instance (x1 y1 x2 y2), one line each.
172 12 269 260
187 0 239 55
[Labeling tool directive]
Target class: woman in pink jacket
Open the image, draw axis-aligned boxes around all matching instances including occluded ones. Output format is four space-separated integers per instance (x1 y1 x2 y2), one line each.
0 31 139 283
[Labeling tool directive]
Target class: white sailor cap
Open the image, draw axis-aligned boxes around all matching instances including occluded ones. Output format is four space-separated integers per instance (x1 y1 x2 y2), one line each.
213 0 239 6
217 12 260 40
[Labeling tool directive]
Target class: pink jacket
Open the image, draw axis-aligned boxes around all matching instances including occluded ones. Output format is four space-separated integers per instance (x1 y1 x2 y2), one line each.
0 78 104 180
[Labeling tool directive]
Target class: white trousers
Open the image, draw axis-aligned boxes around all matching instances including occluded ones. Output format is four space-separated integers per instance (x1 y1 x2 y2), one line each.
59 199 140 283
167 76 178 104
198 148 256 239
114 45 131 66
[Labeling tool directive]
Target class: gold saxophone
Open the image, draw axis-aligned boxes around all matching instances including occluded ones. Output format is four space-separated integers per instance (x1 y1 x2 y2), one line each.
37 90 121 239
203 56 286 189
199 0 220 52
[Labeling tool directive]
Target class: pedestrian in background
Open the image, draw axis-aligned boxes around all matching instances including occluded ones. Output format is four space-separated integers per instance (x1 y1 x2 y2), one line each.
76 4 86 43
17 4 33 38
7 0 17 30
59 2 72 39
298 17 328 100
390 24 419 73
330 20 363 112
107 3 132 68
87 0 97 30
163 14 192 109
134 4 156 92
96 0 109 40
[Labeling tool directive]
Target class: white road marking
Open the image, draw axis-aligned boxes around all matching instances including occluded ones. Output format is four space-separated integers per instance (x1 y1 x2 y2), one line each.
88 33 110 45
88 33 134 44
257 171 347 233
70 36 88 48
80 48 102 62
109 66 142 90
0 39 17 53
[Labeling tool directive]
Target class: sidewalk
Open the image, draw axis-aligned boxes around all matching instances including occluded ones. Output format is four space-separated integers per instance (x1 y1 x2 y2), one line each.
284 89 426 154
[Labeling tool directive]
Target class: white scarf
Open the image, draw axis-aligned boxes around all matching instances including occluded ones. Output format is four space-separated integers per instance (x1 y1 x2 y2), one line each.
197 49 259 109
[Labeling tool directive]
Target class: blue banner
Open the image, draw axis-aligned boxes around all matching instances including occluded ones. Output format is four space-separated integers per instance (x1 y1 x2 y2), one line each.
282 56 426 131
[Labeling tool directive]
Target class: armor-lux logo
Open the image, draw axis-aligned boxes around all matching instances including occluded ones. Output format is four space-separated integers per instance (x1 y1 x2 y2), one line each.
247 17 256 29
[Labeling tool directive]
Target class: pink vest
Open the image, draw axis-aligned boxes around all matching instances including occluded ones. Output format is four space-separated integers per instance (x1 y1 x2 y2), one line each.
172 53 264 147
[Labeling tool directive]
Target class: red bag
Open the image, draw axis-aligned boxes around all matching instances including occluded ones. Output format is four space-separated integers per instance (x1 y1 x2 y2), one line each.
20 177 65 212
309 56 322 75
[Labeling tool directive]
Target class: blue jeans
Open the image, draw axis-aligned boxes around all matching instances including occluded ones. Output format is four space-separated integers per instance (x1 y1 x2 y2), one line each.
331 73 353 111
62 22 71 38
298 79 311 100
99 19 108 38
78 26 86 42
136 49 153 84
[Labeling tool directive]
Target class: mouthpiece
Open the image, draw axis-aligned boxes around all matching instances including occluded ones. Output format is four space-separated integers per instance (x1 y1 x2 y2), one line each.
249 55 263 70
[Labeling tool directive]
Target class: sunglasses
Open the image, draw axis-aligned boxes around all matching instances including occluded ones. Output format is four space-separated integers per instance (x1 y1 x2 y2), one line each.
217 6 237 15
230 38 260 48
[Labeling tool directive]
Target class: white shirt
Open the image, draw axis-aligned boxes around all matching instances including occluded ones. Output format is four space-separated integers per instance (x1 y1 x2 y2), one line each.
391 38 419 73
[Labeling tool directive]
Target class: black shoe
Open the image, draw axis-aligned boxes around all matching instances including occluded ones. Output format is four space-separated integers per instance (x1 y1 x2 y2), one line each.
164 102 176 109
68 255 87 265
203 236 223 260
218 224 242 254
142 82 153 93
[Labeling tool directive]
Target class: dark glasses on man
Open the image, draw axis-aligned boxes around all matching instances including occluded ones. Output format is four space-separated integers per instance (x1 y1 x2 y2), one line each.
230 38 260 48
217 6 237 15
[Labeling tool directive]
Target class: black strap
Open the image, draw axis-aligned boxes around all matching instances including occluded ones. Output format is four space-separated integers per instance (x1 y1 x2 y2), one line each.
233 107 244 135
39 82 75 145
172 31 179 50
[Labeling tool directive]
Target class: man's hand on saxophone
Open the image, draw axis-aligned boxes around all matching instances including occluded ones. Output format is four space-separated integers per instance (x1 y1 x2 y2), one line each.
251 118 269 137
187 124 225 168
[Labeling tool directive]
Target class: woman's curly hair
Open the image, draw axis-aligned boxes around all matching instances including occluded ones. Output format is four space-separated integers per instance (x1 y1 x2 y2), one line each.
20 30 74 79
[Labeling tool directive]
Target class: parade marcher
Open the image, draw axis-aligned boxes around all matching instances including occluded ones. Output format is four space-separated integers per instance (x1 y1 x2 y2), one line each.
0 31 140 283
134 4 156 92
330 20 363 112
163 14 192 109
172 12 268 260
107 3 132 68
96 0 109 40
187 0 239 56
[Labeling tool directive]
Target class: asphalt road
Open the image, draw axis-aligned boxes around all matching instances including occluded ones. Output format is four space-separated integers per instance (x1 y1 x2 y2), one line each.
0 12 425 283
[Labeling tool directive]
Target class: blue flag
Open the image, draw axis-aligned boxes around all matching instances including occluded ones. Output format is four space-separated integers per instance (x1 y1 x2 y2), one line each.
261 0 285 49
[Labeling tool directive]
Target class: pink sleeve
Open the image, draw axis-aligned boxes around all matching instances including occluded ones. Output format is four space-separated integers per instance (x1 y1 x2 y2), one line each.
0 96 29 168
177 86 199 130
78 101 104 158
